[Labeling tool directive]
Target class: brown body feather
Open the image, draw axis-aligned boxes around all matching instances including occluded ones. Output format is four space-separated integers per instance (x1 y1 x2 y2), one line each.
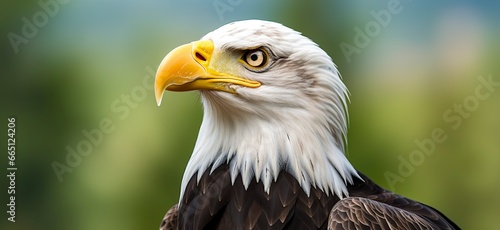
160 163 459 230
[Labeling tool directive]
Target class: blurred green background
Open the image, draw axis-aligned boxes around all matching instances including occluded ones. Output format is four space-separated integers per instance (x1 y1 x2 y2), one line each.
1 0 499 229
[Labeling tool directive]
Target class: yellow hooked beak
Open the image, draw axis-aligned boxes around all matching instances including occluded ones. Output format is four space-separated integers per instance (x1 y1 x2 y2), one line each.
154 40 261 106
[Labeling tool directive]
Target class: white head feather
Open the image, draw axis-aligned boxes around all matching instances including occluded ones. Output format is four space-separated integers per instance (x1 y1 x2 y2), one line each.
179 20 360 200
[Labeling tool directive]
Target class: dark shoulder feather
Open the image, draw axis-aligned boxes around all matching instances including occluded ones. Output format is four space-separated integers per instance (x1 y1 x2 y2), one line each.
328 172 460 230
160 204 178 230
178 164 232 229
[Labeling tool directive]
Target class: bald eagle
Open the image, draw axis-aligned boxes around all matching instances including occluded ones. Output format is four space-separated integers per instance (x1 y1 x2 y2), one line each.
155 20 459 230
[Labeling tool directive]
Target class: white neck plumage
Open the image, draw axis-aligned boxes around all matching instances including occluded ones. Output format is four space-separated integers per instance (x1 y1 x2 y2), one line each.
178 91 360 201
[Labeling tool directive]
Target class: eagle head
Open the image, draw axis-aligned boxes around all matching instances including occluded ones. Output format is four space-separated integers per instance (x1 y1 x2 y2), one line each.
155 20 359 200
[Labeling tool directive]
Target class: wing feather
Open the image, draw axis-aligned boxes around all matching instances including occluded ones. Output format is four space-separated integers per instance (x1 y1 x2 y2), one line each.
159 204 178 230
335 172 460 230
328 197 436 230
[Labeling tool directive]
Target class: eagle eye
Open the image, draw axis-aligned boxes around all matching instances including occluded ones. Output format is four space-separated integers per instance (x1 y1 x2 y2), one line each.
242 49 268 68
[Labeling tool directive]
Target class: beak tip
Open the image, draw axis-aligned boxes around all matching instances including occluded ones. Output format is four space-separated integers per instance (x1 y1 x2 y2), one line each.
155 95 163 107
155 89 164 107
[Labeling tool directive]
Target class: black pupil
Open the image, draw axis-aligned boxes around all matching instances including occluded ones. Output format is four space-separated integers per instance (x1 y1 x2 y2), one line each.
251 53 259 61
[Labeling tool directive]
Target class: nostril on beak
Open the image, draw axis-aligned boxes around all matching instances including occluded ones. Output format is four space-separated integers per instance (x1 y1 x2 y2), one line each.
195 52 206 62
